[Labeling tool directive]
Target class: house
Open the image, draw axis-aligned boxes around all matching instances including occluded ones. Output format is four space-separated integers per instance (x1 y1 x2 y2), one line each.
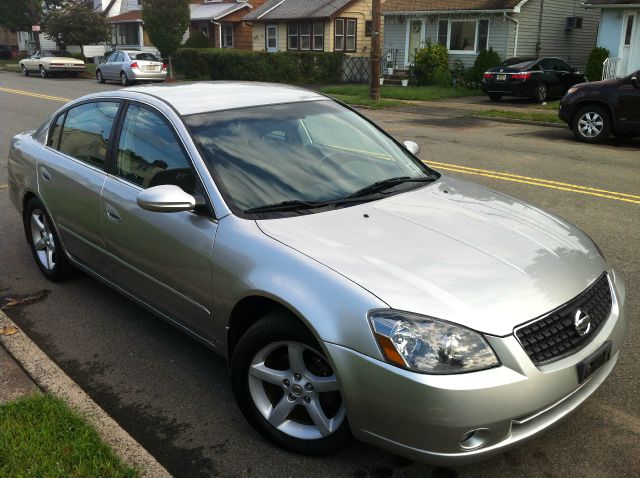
382 0 599 70
189 1 262 50
583 0 640 78
242 0 375 55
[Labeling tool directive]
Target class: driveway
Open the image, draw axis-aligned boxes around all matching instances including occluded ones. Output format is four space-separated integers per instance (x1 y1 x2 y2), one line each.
1 72 638 478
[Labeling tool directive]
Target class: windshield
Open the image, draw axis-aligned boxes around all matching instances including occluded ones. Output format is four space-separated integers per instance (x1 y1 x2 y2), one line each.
185 100 436 217
129 52 160 61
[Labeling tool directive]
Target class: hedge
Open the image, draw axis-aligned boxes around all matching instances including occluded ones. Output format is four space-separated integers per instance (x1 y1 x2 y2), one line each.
174 48 344 83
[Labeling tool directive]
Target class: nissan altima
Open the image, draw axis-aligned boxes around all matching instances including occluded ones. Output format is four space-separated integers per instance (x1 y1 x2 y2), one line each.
7 83 627 464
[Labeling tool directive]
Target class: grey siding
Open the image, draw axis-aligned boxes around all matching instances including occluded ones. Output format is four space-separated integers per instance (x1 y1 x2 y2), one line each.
597 9 622 56
383 17 407 68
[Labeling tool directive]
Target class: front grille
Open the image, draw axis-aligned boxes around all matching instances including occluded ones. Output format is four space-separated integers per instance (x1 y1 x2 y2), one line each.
515 273 612 365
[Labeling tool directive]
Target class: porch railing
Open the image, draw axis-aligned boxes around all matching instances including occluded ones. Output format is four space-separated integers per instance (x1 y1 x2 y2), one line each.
602 57 620 81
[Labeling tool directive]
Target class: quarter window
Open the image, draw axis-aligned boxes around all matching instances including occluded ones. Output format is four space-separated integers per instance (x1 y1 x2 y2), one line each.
115 104 196 194
47 113 65 149
58 102 120 169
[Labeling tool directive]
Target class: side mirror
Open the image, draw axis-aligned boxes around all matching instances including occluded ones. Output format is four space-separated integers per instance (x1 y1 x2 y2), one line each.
631 76 638 88
403 140 420 156
137 184 196 213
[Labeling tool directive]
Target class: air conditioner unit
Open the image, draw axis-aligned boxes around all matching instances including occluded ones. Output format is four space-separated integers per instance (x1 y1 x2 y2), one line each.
565 17 583 30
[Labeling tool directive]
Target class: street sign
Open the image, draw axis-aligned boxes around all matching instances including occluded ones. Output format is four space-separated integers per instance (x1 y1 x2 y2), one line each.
32 25 41 32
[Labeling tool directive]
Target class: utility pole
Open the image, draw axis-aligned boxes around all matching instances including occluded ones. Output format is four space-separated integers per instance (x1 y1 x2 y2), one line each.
369 0 381 100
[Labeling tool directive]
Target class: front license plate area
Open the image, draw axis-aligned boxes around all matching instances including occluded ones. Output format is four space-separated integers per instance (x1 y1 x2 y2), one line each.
497 74 507 81
577 341 611 384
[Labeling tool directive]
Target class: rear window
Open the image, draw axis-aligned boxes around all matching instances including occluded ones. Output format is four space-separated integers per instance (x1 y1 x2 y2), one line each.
128 52 160 61
500 60 538 70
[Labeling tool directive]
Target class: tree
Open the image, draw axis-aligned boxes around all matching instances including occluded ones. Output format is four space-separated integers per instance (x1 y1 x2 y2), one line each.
42 1 109 52
0 0 42 32
143 0 190 79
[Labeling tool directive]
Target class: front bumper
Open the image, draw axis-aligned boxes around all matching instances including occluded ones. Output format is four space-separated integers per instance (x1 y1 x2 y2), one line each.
327 272 627 465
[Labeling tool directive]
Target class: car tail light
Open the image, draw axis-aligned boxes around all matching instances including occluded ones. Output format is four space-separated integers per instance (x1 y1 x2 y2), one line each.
130 62 139 69
512 72 532 80
483 72 493 79
162 63 167 71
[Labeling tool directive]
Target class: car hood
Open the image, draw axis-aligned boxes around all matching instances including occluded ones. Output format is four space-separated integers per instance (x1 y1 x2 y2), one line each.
257 176 607 336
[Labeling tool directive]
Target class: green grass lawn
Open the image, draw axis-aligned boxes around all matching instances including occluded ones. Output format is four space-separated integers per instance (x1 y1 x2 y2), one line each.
0 394 137 478
471 109 563 124
319 84 481 101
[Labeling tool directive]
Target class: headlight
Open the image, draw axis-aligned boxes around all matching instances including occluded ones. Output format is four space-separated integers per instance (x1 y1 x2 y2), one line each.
567 87 579 95
369 310 499 374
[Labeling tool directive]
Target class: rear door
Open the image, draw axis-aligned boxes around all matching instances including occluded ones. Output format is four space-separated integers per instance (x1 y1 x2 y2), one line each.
38 100 121 271
100 101 217 338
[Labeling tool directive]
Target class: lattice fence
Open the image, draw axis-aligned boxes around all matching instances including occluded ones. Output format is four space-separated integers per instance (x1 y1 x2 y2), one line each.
342 56 371 83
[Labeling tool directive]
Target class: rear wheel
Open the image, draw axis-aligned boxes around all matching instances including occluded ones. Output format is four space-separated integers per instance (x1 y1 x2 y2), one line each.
231 311 351 455
24 197 73 281
533 82 548 103
120 72 129 86
96 70 105 84
572 105 611 143
489 94 503 102
39 65 47 78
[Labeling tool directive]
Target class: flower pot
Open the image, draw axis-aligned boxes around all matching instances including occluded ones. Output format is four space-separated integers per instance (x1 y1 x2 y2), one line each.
401 79 409 87
379 78 384 85
386 68 394 75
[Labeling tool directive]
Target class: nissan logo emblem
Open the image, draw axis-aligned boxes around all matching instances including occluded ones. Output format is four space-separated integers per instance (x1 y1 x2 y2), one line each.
574 309 592 336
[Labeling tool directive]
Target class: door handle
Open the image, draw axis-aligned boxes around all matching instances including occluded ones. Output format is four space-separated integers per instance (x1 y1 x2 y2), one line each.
104 203 121 222
40 167 51 181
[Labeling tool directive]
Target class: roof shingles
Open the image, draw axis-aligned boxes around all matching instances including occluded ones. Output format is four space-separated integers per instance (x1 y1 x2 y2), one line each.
243 0 353 21
382 0 523 13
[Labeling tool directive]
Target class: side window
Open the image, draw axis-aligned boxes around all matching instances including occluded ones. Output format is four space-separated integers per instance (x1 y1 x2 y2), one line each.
47 113 65 149
58 102 120 168
115 52 124 62
539 59 552 71
555 60 571 72
106 52 117 62
116 104 196 194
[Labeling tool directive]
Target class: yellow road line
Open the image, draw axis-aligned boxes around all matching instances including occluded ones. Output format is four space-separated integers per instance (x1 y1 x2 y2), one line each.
429 160 640 200
0 86 70 103
434 164 640 205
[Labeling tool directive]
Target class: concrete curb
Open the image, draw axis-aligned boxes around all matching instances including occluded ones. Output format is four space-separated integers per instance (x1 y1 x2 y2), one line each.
471 115 566 129
0 310 172 478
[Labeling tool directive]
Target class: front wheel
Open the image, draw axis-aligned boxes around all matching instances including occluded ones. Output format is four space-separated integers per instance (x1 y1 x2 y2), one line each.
231 311 351 455
21 65 29 76
533 82 547 103
96 70 105 84
572 105 611 143
39 66 47 78
120 72 129 86
24 197 74 281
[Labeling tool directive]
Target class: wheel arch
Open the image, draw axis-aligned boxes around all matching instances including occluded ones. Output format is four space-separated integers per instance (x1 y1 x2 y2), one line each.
571 100 617 129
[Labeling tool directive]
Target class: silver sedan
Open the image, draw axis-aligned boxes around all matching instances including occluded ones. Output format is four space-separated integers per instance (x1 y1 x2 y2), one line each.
96 50 166 86
7 83 627 464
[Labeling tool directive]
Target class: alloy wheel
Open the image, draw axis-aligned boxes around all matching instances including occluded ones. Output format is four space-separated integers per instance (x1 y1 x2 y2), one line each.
40 66 47 78
97 71 103 83
120 72 128 86
578 112 604 138
536 83 547 102
30 209 56 270
21 65 28 76
248 341 345 440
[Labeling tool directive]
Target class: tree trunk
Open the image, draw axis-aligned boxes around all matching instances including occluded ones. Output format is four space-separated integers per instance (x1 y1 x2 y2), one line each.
169 54 174 80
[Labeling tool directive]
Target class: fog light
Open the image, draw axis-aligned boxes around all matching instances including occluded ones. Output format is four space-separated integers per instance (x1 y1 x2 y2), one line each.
459 428 491 450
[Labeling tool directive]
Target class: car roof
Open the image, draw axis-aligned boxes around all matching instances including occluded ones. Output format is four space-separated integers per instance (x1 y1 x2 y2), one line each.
124 82 328 116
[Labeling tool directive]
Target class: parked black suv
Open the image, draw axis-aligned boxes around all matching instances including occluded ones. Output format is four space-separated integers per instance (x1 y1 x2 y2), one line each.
559 71 640 143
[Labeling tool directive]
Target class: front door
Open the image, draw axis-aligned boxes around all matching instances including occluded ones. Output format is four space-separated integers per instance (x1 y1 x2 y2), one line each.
266 24 278 52
620 12 639 76
406 20 424 66
100 102 218 340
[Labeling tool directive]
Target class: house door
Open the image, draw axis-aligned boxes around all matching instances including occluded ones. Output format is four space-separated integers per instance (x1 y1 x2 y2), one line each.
620 12 639 75
406 20 424 66
266 24 278 52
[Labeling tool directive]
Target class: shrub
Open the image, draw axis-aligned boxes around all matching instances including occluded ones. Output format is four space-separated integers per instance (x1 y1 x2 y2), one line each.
183 31 210 49
585 47 609 82
432 69 453 87
411 42 448 85
451 58 465 81
174 48 344 83
469 47 501 83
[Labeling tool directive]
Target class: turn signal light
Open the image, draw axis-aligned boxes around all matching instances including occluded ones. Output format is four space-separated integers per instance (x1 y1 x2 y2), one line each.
130 62 139 69
162 63 167 71
512 72 532 80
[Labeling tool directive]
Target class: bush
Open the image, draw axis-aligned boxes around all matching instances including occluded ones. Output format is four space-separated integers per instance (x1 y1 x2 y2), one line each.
183 31 210 49
451 58 465 81
469 47 501 83
432 69 453 87
174 48 344 83
586 47 609 82
411 42 448 85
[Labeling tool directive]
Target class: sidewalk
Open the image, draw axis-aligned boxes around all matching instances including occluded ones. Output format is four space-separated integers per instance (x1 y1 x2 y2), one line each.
0 344 39 404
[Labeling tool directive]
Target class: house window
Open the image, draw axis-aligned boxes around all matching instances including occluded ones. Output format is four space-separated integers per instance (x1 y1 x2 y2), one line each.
335 18 356 52
477 19 489 51
450 20 476 51
111 23 140 46
288 22 323 51
365 20 372 37
439 19 490 53
437 20 448 46
222 23 233 48
624 16 634 45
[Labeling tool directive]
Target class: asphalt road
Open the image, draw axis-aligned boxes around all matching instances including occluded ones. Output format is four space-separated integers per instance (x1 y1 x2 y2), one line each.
1 72 638 478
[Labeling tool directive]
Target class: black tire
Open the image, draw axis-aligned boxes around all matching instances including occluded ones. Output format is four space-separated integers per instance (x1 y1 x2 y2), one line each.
231 310 351 456
24 197 74 281
39 65 47 78
96 70 105 84
489 94 502 102
533 82 548 103
21 65 29 76
572 105 611 143
120 72 129 86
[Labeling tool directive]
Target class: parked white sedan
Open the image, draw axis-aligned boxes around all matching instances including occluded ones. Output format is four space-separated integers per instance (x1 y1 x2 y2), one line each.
20 50 85 78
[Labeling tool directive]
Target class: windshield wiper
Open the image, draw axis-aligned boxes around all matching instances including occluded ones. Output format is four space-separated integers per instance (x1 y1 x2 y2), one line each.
345 176 435 200
244 199 332 214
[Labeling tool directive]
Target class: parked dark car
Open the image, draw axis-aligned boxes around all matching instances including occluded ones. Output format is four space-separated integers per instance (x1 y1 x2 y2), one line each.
481 57 586 103
0 43 14 59
559 70 640 143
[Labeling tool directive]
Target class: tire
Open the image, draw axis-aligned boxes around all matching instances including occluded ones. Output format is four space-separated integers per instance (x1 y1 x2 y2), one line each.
489 94 503 102
120 72 129 86
572 105 611 143
231 310 351 456
21 65 29 76
533 82 548 103
39 65 47 78
96 70 105 84
24 197 73 281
